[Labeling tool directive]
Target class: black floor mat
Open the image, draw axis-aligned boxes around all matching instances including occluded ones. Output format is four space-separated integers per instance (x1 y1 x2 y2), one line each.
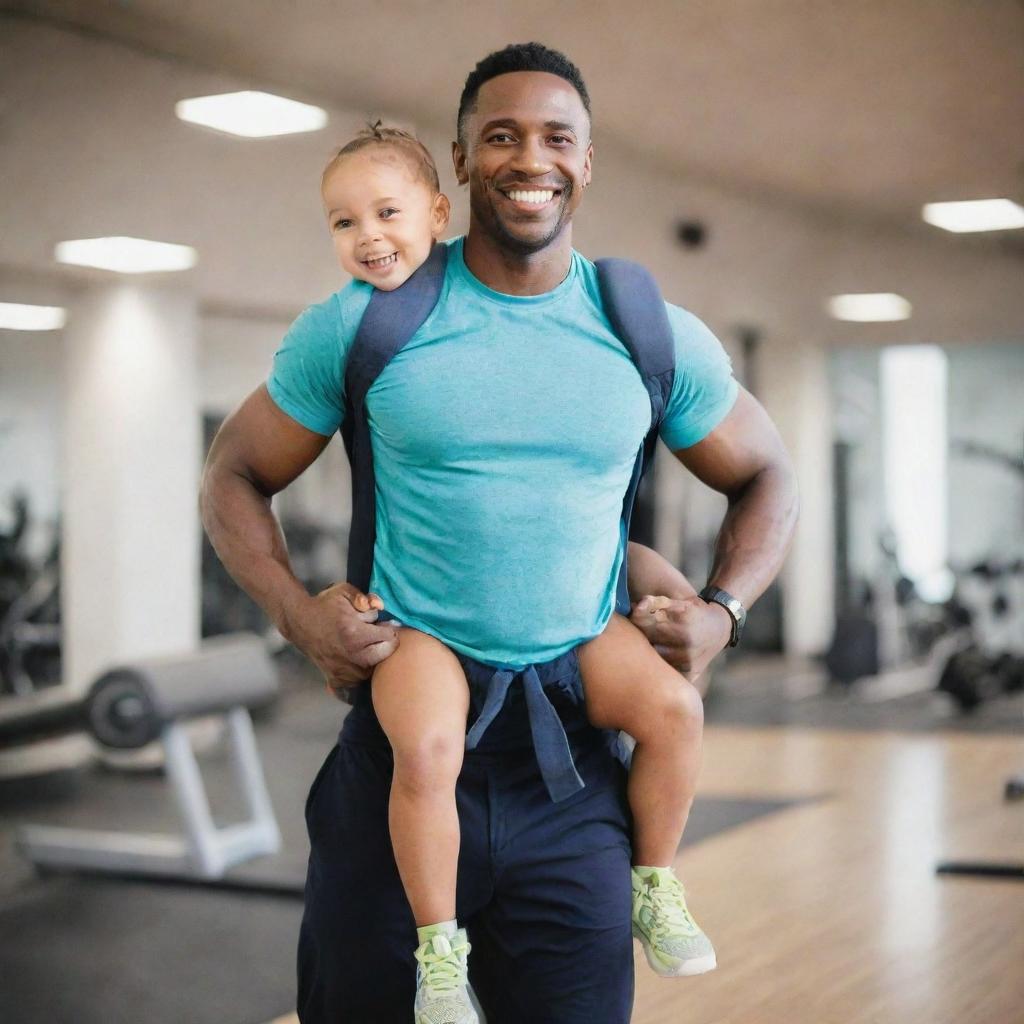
0 875 302 1024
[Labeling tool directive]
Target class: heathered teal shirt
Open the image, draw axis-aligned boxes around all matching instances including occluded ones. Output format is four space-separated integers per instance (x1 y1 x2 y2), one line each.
268 237 737 667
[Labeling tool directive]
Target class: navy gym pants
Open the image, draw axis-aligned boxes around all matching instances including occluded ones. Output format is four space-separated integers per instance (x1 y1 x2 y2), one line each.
296 648 635 1023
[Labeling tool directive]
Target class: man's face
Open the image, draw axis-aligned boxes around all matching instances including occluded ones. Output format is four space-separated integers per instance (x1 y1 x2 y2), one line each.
454 72 593 256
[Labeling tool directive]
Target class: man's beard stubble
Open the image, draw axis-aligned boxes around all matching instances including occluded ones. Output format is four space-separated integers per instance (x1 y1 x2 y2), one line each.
473 181 575 257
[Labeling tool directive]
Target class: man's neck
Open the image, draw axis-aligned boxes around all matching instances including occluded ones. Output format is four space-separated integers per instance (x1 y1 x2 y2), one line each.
462 228 574 296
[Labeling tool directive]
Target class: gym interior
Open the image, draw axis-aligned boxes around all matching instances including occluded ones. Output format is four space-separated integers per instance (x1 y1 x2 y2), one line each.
1 4 1022 1022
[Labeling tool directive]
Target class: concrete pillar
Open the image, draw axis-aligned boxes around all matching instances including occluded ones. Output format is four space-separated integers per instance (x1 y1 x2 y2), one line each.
61 282 201 694
761 341 835 656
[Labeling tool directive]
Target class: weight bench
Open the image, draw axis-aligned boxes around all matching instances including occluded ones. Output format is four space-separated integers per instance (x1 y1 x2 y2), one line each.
14 633 281 881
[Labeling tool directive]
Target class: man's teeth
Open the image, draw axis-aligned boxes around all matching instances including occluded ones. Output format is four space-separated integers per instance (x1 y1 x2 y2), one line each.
506 189 554 204
364 253 398 268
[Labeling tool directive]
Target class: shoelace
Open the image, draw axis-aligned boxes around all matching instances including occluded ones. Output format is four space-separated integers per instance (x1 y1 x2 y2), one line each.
415 935 470 995
640 872 699 939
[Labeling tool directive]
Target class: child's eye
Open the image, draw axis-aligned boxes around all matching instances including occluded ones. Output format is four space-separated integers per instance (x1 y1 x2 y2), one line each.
379 208 399 219
333 218 352 231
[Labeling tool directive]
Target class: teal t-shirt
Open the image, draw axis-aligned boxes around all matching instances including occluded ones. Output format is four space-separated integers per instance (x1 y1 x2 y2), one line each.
268 237 737 667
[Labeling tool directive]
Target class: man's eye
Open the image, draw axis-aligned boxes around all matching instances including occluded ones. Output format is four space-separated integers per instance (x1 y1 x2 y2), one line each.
380 208 399 219
549 135 572 145
487 133 514 143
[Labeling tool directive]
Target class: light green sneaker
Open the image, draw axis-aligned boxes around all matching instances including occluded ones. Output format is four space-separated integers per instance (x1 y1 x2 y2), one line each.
631 866 717 977
413 928 479 1024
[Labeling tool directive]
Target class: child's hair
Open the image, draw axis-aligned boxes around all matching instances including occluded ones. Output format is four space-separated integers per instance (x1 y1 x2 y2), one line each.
323 121 440 193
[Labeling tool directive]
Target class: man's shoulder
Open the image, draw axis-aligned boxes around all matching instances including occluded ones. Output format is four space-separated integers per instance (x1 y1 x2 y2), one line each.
573 251 709 345
572 251 697 325
300 279 374 340
662 301 721 351
570 256 731 382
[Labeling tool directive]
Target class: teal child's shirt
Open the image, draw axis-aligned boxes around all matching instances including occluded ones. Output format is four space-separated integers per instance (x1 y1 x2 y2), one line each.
268 237 738 667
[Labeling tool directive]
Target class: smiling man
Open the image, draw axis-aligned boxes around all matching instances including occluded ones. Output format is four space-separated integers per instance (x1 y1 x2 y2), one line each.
201 42 796 1024
458 68 590 269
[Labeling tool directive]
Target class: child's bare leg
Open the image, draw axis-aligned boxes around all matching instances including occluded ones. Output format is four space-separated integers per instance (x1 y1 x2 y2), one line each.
371 628 469 927
576 613 704 867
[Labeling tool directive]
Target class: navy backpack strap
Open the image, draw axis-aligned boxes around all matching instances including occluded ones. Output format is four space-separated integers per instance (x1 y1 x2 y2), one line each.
341 243 449 592
594 258 676 614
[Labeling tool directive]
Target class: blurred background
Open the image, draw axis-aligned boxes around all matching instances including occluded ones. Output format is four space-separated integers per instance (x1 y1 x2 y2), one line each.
1 3 1022 1023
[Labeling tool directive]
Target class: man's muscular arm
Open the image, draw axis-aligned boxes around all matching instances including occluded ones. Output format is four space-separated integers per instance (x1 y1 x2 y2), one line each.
630 387 798 680
678 387 798 607
200 385 398 688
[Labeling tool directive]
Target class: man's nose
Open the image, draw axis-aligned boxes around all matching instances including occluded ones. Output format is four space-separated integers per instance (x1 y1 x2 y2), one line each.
509 137 551 176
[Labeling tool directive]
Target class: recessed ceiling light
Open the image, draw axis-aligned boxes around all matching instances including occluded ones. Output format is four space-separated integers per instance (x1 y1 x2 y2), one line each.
55 237 198 274
175 90 328 138
827 293 912 323
0 302 67 331
922 198 1024 233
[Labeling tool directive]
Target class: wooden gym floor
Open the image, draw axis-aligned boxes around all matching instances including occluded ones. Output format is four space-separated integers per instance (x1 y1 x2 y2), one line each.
267 721 1024 1024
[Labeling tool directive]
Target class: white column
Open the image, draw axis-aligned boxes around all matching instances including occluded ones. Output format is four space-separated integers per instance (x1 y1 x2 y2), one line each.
761 341 835 656
61 282 201 694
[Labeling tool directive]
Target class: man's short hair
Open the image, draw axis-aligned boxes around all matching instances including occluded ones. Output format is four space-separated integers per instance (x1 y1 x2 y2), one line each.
457 42 591 146
323 121 440 193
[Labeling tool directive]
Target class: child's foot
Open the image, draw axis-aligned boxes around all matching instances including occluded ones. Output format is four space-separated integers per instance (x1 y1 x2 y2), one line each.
631 866 717 977
414 927 479 1024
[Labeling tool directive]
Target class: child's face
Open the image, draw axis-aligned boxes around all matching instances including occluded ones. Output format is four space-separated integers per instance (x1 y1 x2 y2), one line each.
322 148 449 291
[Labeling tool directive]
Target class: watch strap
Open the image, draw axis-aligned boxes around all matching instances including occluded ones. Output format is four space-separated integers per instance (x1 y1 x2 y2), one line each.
699 585 746 648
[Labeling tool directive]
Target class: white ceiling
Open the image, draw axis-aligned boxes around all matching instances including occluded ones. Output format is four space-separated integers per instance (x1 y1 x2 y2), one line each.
8 0 1024 228
1 1 1022 345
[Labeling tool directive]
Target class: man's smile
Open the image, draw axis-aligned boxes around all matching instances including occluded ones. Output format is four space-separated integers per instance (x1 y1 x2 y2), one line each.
494 183 564 212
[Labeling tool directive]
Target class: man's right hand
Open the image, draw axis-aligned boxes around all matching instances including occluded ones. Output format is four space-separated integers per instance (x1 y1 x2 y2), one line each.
284 581 400 697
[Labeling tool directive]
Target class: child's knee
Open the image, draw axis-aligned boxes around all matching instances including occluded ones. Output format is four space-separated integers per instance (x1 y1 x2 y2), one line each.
636 676 703 742
392 730 464 795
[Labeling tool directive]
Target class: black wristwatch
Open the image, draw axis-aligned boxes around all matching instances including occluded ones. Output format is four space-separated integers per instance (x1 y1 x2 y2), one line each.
699 586 747 648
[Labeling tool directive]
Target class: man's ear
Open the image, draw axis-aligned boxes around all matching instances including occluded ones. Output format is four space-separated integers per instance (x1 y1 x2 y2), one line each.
583 140 594 189
432 192 452 237
452 140 469 186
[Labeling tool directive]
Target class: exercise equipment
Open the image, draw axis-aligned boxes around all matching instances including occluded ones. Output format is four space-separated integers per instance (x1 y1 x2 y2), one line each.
934 559 1024 881
824 596 880 686
0 491 61 696
825 531 959 689
935 559 1024 713
7 633 281 881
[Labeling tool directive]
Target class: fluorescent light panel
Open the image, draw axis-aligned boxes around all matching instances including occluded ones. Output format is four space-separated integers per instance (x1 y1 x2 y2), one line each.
55 237 197 274
175 90 328 138
828 293 912 323
922 198 1024 233
0 302 67 331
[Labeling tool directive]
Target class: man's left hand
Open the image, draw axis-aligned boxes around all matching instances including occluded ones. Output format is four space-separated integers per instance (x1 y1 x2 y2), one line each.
629 594 733 684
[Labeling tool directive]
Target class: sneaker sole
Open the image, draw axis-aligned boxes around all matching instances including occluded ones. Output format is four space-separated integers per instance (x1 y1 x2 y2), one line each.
633 927 717 978
415 1010 479 1024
